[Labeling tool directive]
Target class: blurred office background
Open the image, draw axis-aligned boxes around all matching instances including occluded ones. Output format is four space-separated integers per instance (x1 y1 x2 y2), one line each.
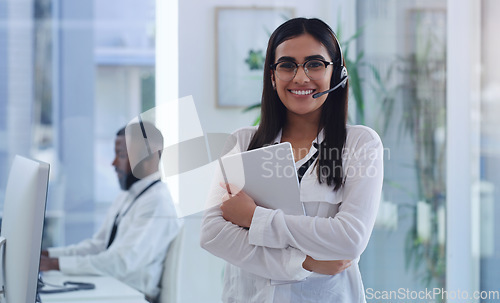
0 0 499 302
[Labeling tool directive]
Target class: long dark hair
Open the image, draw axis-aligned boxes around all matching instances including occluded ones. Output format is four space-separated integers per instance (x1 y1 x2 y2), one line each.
247 17 348 191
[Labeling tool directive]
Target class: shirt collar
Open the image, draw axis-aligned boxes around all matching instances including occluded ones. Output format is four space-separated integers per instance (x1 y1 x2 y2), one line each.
127 171 161 197
315 129 325 149
272 129 283 144
273 128 325 149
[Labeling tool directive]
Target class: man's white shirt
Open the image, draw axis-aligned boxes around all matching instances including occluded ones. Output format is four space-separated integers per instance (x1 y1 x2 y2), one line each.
48 172 182 299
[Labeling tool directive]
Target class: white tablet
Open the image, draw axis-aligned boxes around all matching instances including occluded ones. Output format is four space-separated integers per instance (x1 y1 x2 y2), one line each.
220 142 305 215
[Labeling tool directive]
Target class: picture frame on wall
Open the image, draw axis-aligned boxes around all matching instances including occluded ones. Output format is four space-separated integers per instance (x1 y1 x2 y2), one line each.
216 7 295 107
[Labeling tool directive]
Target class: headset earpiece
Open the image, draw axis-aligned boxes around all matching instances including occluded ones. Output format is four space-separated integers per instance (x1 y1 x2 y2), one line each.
332 31 348 89
339 66 348 88
331 65 348 91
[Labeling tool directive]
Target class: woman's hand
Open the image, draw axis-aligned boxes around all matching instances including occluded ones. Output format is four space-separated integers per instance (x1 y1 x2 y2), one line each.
219 182 257 228
302 255 352 275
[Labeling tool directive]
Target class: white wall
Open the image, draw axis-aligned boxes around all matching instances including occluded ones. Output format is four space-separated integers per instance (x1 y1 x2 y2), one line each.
478 0 500 292
177 1 354 302
446 0 482 298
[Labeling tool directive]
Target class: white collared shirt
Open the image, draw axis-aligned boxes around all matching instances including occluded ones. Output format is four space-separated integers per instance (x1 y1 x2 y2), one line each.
48 172 183 299
201 125 383 303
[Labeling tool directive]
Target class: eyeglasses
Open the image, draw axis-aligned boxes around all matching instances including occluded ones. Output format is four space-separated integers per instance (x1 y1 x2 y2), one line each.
270 59 334 82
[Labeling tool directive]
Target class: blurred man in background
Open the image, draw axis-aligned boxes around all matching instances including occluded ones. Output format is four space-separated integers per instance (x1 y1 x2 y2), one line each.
40 122 182 303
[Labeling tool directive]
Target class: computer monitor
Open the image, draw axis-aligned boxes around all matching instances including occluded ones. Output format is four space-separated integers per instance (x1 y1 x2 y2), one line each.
0 156 50 303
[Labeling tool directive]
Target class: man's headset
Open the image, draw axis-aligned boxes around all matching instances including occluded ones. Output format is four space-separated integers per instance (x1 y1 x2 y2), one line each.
124 117 164 179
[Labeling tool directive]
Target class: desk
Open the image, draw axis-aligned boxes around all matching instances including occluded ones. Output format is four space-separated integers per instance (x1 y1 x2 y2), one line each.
39 271 148 303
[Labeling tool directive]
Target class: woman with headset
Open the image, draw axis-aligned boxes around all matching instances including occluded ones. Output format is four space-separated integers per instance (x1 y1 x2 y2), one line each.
201 17 383 302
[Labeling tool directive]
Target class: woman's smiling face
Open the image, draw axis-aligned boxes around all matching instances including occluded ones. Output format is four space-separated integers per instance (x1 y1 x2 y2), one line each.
272 33 333 120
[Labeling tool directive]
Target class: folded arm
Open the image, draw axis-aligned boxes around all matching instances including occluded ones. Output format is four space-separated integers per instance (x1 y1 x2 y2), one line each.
247 137 384 261
200 182 312 281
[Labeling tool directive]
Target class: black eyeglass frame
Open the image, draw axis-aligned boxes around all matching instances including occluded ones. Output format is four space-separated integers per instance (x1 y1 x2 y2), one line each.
270 59 334 81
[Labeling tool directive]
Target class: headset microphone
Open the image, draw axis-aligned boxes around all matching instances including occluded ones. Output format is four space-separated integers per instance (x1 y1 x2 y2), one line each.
312 76 349 99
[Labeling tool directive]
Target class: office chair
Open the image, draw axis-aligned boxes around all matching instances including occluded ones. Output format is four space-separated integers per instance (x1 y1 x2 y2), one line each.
159 227 184 303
